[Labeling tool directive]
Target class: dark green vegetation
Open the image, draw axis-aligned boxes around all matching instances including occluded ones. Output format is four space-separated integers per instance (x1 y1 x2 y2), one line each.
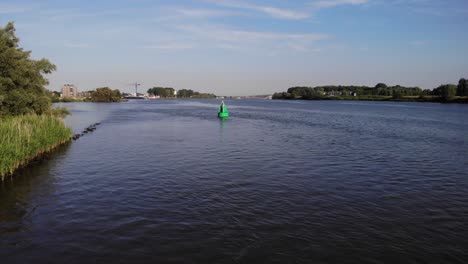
89 87 122 102
49 88 124 103
273 80 468 103
0 22 72 179
147 87 176 98
50 95 86 103
0 22 56 116
147 87 216 99
457 78 468 97
178 89 216 98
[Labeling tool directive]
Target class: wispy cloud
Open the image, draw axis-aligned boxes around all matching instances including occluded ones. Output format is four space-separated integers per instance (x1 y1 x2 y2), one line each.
287 43 322 52
311 0 369 9
178 24 328 43
0 3 34 14
371 0 468 16
43 8 125 21
173 24 328 52
173 8 240 18
205 0 310 20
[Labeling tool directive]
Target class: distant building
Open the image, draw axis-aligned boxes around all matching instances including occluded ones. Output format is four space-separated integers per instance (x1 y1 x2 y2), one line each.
61 84 78 98
77 91 92 98
325 90 341 97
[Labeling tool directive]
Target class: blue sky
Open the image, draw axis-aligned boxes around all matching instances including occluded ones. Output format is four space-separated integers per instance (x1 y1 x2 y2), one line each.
1 0 467 95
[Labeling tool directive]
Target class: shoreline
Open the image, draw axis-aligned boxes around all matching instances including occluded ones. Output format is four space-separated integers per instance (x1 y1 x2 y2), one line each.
272 96 468 104
0 115 72 180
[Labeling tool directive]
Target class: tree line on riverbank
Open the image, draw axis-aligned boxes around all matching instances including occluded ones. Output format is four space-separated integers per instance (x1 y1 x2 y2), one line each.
50 87 123 103
50 86 216 102
0 22 72 179
273 81 468 103
147 87 216 99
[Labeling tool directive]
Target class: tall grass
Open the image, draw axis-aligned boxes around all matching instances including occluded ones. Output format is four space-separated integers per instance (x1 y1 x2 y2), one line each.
0 115 72 180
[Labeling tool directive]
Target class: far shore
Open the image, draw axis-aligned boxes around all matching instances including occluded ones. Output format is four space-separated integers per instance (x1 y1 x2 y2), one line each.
273 95 468 104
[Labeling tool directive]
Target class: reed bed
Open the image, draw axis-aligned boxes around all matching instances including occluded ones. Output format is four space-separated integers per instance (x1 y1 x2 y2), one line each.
0 115 72 180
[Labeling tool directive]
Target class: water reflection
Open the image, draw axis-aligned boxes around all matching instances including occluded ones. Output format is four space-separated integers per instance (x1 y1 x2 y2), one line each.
0 143 71 236
219 117 230 143
56 102 117 133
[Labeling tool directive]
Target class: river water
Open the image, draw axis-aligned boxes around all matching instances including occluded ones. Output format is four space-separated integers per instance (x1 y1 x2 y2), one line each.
1 100 467 263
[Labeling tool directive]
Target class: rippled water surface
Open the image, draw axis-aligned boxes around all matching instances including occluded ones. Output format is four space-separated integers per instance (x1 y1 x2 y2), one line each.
1 100 468 263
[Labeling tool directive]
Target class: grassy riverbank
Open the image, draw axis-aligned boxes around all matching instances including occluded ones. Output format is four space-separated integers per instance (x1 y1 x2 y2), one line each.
0 115 72 180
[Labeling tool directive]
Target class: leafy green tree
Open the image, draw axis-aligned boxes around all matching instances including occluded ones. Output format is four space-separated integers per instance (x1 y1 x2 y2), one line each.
177 89 194 98
422 89 432 96
148 87 166 97
90 87 122 102
147 87 175 97
191 92 216 99
272 92 291 99
165 87 175 97
48 91 61 102
457 78 467 96
375 83 388 95
375 83 387 89
392 90 402 99
434 84 457 101
0 22 56 116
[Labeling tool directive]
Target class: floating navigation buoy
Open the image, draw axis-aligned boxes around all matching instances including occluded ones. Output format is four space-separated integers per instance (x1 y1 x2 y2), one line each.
218 101 229 118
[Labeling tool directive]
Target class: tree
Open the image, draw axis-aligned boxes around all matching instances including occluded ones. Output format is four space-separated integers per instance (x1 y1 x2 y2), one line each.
375 83 387 89
392 90 402 99
90 87 122 102
457 78 467 96
0 22 56 116
165 87 175 97
434 84 457 101
421 89 432 96
147 87 175 97
148 87 164 96
177 89 194 98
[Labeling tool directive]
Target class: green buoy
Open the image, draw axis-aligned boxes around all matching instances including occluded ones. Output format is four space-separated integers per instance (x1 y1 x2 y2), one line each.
218 101 229 118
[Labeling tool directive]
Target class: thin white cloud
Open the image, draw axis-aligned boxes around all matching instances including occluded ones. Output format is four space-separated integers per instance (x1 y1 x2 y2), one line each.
287 43 322 52
369 0 467 16
205 0 310 20
0 3 33 14
311 0 369 8
253 6 310 20
174 24 328 52
178 24 328 43
174 8 240 18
